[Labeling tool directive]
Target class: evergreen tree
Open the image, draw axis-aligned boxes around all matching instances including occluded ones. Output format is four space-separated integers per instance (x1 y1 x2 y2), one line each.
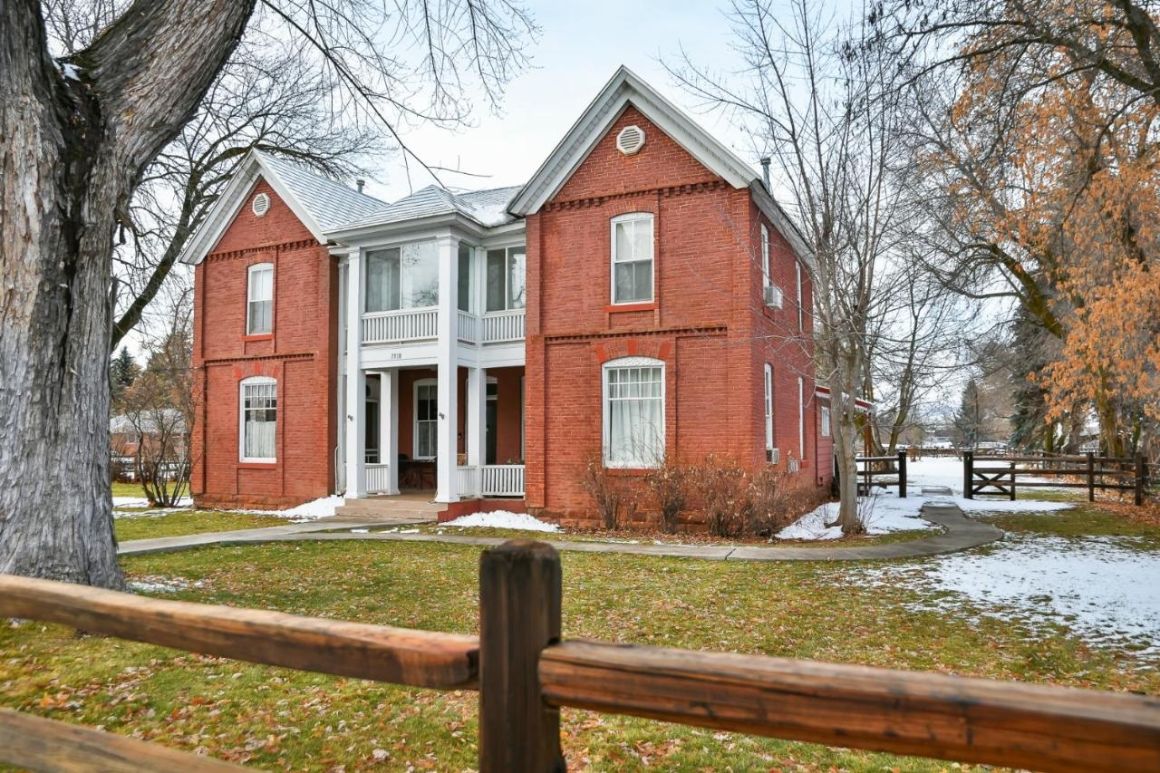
953 379 982 450
109 346 140 410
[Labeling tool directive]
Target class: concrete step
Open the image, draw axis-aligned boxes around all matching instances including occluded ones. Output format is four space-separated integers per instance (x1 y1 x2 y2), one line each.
333 496 445 522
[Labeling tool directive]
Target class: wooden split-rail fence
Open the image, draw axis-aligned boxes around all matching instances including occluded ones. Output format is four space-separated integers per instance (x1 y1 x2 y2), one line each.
965 450 1151 505
2 542 1160 772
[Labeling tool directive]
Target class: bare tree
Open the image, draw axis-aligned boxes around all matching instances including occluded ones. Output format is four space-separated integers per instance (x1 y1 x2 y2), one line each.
0 0 535 587
119 281 195 507
668 0 912 533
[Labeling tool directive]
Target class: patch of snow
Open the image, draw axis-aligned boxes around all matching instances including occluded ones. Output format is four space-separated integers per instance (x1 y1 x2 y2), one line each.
854 535 1160 657
129 576 205 594
113 496 193 509
936 496 1074 514
227 495 344 520
442 510 561 533
777 489 934 541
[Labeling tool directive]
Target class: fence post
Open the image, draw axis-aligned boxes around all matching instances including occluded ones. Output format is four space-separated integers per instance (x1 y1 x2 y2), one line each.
963 450 973 499
897 450 907 499
1086 452 1095 502
1136 454 1147 507
1009 461 1016 501
479 541 565 773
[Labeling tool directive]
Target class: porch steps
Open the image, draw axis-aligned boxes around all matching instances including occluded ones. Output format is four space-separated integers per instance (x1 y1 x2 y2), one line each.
333 496 445 523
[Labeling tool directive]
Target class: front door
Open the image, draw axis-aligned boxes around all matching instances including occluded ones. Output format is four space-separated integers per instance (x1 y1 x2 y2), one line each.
486 400 497 465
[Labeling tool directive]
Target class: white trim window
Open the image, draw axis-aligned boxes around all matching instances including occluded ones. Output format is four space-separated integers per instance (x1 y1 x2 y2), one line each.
603 357 664 467
796 260 804 331
485 246 526 311
611 213 654 304
240 377 277 462
798 376 805 458
366 242 439 313
763 363 774 458
760 223 771 288
414 379 438 460
820 405 831 438
246 263 274 335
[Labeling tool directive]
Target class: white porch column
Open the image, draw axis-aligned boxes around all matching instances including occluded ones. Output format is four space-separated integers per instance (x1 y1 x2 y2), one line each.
466 367 487 468
344 250 365 498
381 368 400 495
435 235 459 503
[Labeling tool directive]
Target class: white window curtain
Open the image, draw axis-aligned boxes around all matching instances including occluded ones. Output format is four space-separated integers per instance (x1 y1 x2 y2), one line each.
604 359 664 467
247 264 273 334
241 379 276 461
611 214 654 304
415 381 438 459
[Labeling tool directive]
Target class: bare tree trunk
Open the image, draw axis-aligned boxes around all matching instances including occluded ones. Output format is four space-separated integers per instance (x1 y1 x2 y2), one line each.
0 0 255 587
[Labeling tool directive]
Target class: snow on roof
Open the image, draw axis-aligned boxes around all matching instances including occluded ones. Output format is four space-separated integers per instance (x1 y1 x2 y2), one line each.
331 184 522 233
257 152 390 232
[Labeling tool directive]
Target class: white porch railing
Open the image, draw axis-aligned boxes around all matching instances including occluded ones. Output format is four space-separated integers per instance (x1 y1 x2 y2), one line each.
366 464 391 494
361 307 438 345
457 311 479 344
482 309 525 343
456 464 525 497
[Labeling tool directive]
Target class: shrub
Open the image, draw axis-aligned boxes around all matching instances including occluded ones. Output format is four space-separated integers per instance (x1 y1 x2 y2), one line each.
746 465 806 537
693 456 750 538
644 459 691 533
581 457 621 530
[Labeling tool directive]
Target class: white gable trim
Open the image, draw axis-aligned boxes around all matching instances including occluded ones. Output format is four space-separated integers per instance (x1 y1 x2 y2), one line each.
509 66 759 216
178 151 327 266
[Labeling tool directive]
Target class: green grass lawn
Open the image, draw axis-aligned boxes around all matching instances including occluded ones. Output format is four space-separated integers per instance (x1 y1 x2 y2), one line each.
978 503 1160 548
3 514 1157 771
114 511 293 542
111 480 146 498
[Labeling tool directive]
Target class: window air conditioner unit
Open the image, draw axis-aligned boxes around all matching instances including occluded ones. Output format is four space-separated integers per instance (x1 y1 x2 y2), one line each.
764 284 783 309
767 447 780 464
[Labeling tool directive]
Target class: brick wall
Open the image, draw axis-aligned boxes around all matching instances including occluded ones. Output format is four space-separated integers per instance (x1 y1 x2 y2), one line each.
525 105 830 524
191 179 338 509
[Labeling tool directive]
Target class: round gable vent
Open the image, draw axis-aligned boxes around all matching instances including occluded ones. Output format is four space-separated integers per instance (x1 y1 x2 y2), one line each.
251 192 271 217
616 125 646 156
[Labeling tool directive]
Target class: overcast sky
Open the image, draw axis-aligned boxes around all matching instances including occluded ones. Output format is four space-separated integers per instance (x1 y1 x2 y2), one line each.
365 0 753 202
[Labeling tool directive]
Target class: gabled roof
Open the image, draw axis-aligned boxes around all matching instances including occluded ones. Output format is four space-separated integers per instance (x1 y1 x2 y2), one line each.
329 184 521 235
507 66 814 266
509 66 759 216
179 151 389 265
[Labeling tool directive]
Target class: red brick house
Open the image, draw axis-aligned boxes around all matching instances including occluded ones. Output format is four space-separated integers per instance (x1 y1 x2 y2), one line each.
183 67 835 520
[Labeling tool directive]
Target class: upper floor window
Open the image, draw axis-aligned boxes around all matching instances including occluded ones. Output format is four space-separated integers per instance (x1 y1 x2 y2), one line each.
246 263 273 335
366 243 438 313
760 224 771 288
611 213 654 304
485 246 525 312
240 377 277 462
820 405 831 437
458 242 473 312
603 357 664 468
796 261 804 331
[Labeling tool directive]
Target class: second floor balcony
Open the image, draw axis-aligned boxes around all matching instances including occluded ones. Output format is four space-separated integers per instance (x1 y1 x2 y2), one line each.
361 306 525 346
352 237 526 348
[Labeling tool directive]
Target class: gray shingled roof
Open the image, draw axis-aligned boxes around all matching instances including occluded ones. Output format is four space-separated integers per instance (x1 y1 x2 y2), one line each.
258 152 390 232
334 184 522 232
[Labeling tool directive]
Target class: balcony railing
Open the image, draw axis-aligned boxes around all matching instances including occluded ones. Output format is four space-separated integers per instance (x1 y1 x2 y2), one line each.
361 307 438 345
457 464 525 497
366 463 391 494
482 309 525 343
359 307 524 347
458 310 479 344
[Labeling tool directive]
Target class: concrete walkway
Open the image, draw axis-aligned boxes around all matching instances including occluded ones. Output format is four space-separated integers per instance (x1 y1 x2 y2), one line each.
118 500 1002 562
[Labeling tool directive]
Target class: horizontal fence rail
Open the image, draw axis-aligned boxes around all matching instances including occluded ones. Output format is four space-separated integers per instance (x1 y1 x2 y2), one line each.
0 575 478 690
0 707 245 772
852 450 908 498
965 450 1149 504
539 640 1160 773
4 538 1160 772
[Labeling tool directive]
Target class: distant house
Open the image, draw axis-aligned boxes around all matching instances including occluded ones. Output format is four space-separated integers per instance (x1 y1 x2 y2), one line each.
181 67 834 523
109 411 187 481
